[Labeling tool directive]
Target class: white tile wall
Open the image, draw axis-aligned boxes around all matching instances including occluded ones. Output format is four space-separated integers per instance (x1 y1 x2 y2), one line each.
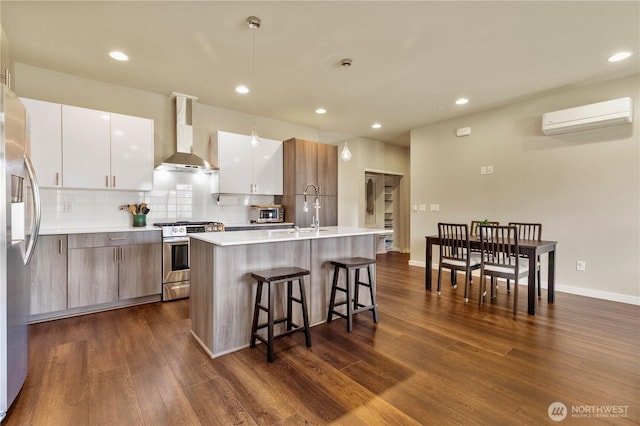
40 171 276 228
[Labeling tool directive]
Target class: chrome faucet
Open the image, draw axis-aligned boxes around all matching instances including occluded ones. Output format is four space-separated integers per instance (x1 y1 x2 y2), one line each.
303 183 321 230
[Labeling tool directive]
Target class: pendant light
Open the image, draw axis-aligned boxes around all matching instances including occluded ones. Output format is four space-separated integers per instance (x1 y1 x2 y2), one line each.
247 16 262 148
340 58 353 162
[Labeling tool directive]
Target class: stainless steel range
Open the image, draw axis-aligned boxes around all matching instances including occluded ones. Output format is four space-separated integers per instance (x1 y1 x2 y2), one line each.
154 221 225 301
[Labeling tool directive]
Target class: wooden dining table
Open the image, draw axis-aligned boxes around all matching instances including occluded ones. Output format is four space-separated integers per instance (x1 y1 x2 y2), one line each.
424 235 558 315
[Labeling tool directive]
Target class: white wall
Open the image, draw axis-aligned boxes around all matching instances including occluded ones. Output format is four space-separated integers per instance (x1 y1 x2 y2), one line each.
410 74 640 304
338 137 410 252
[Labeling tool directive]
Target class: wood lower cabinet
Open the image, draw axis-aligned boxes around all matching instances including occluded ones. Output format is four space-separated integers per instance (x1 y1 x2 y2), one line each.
119 243 162 299
67 231 162 309
29 235 68 315
68 246 119 308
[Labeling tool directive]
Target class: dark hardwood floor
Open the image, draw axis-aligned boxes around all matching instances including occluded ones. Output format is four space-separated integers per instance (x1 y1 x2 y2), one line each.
4 252 639 425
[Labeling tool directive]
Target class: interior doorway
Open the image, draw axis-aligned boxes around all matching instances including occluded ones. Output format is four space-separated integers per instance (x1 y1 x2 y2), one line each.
364 171 402 253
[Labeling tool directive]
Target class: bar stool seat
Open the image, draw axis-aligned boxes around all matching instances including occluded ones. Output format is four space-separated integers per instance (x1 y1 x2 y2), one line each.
327 257 379 332
250 266 311 362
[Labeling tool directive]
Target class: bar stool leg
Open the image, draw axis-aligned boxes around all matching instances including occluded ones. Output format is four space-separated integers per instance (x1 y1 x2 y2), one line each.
286 280 293 331
327 265 339 323
267 281 275 363
250 281 263 348
346 267 353 333
298 277 312 347
353 268 361 311
366 264 379 323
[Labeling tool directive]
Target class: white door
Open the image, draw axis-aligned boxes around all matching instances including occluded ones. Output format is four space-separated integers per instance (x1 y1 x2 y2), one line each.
217 131 253 194
110 113 154 191
21 98 62 188
62 105 111 189
252 137 283 195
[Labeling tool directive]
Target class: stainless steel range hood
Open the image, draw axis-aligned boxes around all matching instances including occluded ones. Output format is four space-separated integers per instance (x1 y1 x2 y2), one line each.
156 92 217 172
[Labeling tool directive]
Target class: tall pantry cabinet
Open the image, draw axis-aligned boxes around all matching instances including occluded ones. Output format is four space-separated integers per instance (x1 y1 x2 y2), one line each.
282 138 338 227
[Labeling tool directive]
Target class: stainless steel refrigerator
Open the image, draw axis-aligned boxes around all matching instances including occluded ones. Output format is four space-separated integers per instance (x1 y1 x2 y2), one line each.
0 85 41 421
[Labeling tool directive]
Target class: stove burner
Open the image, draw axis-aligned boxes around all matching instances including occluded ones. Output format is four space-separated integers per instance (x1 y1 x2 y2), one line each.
153 221 224 227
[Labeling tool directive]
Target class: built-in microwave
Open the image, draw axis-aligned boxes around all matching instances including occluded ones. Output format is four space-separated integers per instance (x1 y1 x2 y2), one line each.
249 205 284 223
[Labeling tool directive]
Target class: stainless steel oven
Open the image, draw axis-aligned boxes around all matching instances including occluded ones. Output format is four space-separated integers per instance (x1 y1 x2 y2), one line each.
154 221 224 301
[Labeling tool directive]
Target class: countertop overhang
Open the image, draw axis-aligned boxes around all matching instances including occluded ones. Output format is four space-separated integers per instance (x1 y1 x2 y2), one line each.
189 226 390 246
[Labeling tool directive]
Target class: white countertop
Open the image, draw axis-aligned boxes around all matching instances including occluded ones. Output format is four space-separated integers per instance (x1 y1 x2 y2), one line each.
224 222 294 229
189 226 391 246
39 225 160 235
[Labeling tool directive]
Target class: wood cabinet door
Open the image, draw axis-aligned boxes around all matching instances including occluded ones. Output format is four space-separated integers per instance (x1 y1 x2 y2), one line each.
62 105 111 189
68 246 118 308
294 139 318 194
110 113 154 191
317 143 337 196
118 243 162 299
29 235 67 315
21 98 62 188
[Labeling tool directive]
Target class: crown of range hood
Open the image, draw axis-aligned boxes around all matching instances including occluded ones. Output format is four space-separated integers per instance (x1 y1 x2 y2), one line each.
156 92 217 172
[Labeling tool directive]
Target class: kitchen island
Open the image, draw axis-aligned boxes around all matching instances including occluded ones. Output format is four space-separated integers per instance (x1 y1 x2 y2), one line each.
189 226 388 358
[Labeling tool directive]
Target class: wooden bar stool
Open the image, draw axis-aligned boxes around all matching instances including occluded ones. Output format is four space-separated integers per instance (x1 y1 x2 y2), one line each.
250 266 311 362
327 257 379 332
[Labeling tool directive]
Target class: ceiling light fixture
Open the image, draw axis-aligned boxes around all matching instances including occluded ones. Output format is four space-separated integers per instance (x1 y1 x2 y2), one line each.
315 107 327 114
371 123 382 129
455 98 469 105
235 85 249 94
109 51 128 61
247 16 262 148
607 51 632 62
340 58 353 162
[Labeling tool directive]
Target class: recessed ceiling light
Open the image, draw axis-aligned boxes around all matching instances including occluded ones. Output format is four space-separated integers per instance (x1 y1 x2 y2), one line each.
455 98 469 105
315 108 327 114
109 51 129 61
235 85 249 94
371 123 382 129
607 51 632 62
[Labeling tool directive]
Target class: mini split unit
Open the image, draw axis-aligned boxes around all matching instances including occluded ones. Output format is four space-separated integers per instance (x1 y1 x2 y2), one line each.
542 97 633 136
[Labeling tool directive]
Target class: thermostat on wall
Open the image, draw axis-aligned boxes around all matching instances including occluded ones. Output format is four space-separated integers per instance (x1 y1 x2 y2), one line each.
456 127 471 137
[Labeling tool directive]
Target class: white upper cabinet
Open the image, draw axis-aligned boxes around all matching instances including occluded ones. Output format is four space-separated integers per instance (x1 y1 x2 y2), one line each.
21 98 62 188
62 105 112 189
110 113 154 191
23 99 154 191
215 131 283 195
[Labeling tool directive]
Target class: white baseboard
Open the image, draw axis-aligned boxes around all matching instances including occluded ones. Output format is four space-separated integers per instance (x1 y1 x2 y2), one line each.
409 263 640 306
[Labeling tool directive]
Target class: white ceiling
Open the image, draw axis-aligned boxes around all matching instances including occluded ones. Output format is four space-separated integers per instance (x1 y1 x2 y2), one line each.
3 1 639 146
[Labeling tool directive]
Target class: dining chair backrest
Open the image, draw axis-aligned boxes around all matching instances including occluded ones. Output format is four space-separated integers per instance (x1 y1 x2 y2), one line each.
438 223 471 262
508 222 542 241
470 220 500 237
479 225 519 268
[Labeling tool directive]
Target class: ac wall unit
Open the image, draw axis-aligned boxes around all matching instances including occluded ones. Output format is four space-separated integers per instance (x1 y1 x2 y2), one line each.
542 97 633 135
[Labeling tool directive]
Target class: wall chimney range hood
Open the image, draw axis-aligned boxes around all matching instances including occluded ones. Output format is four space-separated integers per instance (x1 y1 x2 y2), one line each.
156 92 217 172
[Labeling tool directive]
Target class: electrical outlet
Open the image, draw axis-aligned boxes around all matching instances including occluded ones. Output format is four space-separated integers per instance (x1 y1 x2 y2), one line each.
480 166 487 175
487 165 494 174
430 204 440 211
576 260 586 271
418 204 427 212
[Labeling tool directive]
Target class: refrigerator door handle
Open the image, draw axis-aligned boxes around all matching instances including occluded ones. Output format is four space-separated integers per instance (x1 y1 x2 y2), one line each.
23 153 41 265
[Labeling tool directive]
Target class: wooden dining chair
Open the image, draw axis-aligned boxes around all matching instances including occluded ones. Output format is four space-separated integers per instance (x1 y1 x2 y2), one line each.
437 223 481 302
508 222 542 297
478 225 529 315
470 220 500 238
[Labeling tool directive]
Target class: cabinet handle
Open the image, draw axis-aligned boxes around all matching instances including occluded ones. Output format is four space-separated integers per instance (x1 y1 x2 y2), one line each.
58 239 63 254
109 237 127 241
112 175 116 188
105 175 109 188
120 247 124 261
113 247 118 262
55 172 60 186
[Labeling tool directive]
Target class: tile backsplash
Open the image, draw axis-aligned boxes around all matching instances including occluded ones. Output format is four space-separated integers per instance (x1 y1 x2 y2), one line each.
40 171 276 228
